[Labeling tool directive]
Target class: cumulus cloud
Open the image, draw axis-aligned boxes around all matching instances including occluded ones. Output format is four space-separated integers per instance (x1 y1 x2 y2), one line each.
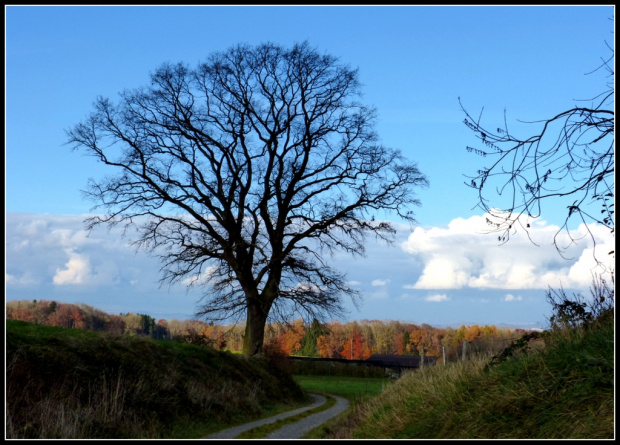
401 212 614 291
6 213 208 319
288 281 323 296
53 250 93 285
366 279 391 300
5 211 612 326
426 294 449 302
181 266 218 287
53 248 121 286
5 272 38 286
504 294 523 302
7 213 145 289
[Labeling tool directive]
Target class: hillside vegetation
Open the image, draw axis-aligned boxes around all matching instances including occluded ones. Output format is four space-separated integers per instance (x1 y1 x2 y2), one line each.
6 279 613 439
6 299 523 361
319 287 615 439
6 320 306 439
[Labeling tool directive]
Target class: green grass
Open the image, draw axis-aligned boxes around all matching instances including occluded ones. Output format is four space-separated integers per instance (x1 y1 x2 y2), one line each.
6 320 306 439
321 310 614 439
294 375 392 402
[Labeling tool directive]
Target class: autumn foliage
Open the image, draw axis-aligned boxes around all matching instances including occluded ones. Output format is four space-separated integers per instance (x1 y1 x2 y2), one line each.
340 326 372 360
6 299 523 361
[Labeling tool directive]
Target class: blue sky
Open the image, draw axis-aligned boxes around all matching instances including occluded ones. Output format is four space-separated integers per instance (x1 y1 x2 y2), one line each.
6 5 615 328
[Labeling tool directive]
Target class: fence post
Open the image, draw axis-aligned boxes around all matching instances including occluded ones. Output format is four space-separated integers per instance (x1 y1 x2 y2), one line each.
420 344 425 368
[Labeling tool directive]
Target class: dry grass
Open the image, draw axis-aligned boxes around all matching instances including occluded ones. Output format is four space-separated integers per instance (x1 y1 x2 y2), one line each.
324 311 614 439
6 320 307 439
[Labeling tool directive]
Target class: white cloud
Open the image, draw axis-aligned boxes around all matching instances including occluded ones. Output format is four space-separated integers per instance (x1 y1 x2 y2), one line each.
19 218 49 238
426 294 449 302
366 279 391 299
5 272 38 286
289 281 322 295
181 266 218 286
53 250 92 285
470 297 490 304
504 294 523 302
7 213 141 289
52 249 120 286
5 212 612 326
401 212 614 290
5 213 204 319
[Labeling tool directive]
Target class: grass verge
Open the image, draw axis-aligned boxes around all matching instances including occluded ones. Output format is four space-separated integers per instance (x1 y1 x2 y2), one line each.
322 310 614 439
6 320 306 439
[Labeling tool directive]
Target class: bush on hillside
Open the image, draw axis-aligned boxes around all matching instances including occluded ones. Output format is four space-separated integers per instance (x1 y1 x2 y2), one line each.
6 321 306 439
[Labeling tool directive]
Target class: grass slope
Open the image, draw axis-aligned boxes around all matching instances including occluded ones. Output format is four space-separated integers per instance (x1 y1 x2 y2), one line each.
323 310 614 439
6 320 307 439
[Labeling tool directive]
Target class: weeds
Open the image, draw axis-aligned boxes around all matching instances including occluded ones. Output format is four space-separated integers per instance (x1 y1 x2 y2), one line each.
322 275 614 439
6 320 306 438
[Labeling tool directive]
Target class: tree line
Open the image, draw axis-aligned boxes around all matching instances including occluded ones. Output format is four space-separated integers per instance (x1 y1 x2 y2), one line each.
5 299 529 362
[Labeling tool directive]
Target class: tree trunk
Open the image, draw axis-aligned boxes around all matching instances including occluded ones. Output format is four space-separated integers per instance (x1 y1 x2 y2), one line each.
242 298 271 356
241 270 281 356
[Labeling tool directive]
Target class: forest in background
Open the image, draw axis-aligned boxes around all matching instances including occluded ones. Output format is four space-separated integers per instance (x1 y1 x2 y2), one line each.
5 299 528 362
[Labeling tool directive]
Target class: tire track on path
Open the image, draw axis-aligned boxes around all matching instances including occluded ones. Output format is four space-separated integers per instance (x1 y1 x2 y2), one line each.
266 394 349 439
203 393 330 439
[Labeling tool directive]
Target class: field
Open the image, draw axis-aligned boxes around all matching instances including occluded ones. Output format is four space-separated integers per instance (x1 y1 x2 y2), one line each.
294 375 392 402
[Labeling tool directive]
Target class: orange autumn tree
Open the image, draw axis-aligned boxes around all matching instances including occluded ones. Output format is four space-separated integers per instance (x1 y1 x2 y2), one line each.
392 331 407 355
340 325 372 360
47 303 85 329
198 323 228 350
317 320 346 358
276 318 306 355
464 324 483 342
317 333 342 358
407 328 441 357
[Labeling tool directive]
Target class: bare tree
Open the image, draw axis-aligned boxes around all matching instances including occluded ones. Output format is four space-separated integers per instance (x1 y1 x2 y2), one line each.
66 42 428 356
460 42 614 261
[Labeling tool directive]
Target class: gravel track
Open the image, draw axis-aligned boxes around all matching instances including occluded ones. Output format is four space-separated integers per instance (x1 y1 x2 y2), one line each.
203 393 347 439
265 394 349 439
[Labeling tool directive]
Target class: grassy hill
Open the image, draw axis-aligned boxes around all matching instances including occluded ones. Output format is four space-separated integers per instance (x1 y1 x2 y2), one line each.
6 320 307 439
6 284 614 439
317 305 614 439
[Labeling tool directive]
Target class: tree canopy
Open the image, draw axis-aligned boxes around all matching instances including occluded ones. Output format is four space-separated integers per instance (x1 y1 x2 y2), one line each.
66 41 428 356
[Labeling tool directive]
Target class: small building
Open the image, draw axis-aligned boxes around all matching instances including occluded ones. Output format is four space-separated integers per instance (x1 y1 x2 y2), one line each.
365 354 439 377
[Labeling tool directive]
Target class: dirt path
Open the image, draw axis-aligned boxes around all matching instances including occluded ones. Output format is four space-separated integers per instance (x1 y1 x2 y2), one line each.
202 393 349 439
265 394 349 439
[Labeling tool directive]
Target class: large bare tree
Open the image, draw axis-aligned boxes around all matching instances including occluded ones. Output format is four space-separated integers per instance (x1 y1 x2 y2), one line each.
66 42 428 356
460 43 614 261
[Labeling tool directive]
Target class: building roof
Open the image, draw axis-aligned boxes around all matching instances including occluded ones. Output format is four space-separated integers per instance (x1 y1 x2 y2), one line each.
365 354 438 368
